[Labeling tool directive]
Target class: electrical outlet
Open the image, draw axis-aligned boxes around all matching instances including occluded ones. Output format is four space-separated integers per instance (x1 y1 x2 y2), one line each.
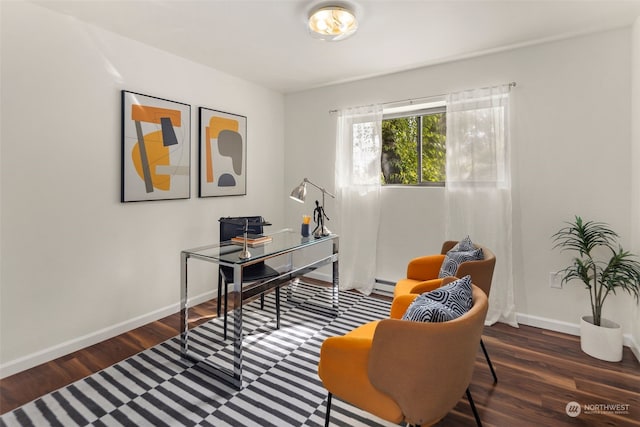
549 272 563 289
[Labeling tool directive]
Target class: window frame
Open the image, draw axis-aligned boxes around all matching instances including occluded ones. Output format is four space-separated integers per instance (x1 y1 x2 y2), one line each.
381 102 447 187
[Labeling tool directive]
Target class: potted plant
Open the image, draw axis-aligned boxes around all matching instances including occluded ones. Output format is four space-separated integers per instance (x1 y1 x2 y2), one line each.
552 215 640 362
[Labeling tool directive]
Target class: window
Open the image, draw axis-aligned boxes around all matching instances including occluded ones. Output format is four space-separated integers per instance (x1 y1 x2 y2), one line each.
381 103 446 186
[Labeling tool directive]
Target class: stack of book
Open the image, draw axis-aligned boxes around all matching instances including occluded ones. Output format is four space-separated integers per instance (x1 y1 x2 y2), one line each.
231 233 273 247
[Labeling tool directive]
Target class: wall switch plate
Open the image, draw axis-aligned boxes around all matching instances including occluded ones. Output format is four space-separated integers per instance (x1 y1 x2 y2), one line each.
549 272 563 289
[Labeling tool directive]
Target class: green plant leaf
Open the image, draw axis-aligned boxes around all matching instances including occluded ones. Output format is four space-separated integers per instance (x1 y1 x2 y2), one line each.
552 216 640 325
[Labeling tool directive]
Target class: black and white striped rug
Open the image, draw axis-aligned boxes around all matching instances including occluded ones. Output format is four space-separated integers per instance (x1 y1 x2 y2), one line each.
1 282 397 427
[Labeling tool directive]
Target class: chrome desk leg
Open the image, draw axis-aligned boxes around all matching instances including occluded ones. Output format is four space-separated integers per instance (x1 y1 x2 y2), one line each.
231 264 244 388
180 251 189 358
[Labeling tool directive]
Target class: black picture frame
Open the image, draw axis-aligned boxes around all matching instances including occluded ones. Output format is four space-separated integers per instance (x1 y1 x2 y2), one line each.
198 107 247 197
121 91 191 202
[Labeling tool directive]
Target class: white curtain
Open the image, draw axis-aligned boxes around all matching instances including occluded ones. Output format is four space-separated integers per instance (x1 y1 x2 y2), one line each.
445 85 518 327
335 105 383 294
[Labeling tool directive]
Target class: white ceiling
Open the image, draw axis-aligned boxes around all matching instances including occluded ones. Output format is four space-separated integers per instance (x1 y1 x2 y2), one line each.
33 0 640 93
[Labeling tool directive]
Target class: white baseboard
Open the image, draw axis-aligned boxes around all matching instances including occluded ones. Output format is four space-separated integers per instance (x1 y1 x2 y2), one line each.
0 290 216 379
516 312 640 364
516 313 580 336
373 281 394 297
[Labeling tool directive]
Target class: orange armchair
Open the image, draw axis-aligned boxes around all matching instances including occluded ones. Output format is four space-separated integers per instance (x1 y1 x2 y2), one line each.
394 241 498 384
394 241 496 298
318 283 488 427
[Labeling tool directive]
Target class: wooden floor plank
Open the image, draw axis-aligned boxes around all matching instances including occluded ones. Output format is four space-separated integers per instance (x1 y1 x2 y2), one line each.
1 283 639 427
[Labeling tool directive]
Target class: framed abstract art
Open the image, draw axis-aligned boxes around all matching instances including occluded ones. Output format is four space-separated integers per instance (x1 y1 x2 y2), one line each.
121 91 191 202
198 107 247 197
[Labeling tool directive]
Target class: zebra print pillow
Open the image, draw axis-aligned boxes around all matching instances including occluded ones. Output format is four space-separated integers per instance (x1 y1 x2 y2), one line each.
401 297 456 323
438 244 484 278
452 235 475 252
425 275 473 316
402 275 473 322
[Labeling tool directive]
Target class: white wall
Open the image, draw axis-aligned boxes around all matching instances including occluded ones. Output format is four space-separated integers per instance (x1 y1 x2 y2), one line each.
0 1 285 376
285 28 637 342
631 17 640 359
2 3 637 377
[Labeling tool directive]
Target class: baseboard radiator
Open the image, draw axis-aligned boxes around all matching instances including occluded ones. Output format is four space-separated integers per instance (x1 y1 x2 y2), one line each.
374 278 395 296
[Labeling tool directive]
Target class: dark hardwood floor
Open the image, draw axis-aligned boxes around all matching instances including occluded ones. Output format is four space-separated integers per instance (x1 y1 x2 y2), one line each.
1 282 639 426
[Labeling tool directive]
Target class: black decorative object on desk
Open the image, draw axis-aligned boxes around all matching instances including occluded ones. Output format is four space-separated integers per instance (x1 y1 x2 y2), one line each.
289 178 335 238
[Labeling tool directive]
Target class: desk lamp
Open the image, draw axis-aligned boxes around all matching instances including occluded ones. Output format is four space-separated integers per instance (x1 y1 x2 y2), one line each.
289 178 335 238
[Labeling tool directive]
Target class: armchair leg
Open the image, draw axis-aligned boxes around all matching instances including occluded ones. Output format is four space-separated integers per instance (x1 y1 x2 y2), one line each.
480 339 498 383
324 392 332 427
466 388 483 427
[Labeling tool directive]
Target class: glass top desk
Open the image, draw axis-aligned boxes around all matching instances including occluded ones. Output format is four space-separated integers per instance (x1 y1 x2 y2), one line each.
180 229 339 389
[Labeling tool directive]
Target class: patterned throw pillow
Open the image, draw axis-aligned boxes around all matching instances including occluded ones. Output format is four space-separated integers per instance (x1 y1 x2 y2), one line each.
438 236 484 278
402 275 473 322
424 275 473 318
451 235 475 252
401 296 456 323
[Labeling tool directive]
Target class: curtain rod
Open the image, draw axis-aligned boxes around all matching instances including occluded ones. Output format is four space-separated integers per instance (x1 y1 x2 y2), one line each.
328 81 516 113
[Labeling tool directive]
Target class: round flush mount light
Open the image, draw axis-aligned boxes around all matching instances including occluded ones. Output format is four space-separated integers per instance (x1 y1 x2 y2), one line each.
308 4 358 41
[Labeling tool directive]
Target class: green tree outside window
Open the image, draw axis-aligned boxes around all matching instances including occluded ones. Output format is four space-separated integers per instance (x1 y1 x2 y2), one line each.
381 111 446 185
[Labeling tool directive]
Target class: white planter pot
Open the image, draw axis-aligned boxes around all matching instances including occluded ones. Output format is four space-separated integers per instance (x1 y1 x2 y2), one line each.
580 315 623 362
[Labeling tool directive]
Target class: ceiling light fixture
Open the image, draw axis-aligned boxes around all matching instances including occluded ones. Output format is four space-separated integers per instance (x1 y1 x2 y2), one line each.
308 3 358 41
